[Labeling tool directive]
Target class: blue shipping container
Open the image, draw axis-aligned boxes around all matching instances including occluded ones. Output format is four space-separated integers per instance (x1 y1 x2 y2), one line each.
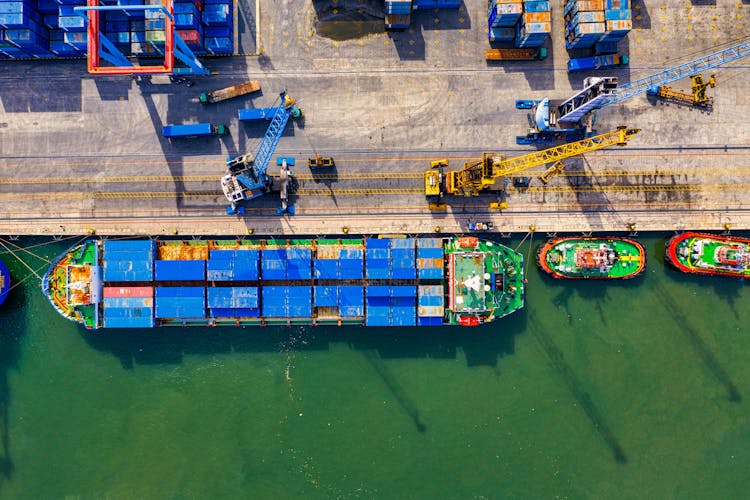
207 249 259 281
203 36 231 53
155 287 205 319
155 259 205 281
162 123 215 138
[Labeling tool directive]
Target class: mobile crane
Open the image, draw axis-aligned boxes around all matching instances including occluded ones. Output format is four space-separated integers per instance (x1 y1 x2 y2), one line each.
221 91 300 215
425 127 639 207
647 74 716 109
516 39 750 144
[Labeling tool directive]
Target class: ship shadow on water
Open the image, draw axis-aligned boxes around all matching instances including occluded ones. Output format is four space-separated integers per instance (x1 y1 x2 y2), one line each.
83 313 526 434
652 233 743 402
528 315 628 465
0 274 27 486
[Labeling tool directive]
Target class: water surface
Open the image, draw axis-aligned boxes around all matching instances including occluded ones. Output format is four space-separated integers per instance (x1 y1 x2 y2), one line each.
0 234 748 497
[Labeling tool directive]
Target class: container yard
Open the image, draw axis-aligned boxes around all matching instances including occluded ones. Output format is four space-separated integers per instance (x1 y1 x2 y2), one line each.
0 0 749 236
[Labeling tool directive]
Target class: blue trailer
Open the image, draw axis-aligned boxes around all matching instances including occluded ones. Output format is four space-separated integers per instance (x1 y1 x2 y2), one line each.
567 53 629 73
239 107 302 122
162 123 228 138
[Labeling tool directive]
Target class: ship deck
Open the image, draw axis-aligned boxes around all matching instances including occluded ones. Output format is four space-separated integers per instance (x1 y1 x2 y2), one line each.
1 0 750 235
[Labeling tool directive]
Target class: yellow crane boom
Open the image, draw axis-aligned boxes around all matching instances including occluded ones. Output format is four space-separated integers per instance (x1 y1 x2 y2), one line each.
426 126 640 199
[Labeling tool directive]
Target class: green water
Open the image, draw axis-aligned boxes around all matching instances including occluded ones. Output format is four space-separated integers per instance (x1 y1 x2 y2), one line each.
1 234 749 498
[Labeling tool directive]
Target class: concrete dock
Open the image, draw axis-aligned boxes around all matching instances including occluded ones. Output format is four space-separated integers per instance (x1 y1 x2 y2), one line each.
1 0 750 236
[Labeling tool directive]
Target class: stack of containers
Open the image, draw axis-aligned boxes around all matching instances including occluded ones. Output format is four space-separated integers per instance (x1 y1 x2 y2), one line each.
144 0 166 55
154 258 206 281
262 286 312 318
102 286 155 328
417 238 444 280
202 0 231 54
384 0 410 30
313 286 364 319
365 285 416 327
390 238 416 280
0 0 50 58
128 2 147 55
564 0 630 51
58 0 88 55
417 285 444 326
102 240 155 282
365 238 417 280
206 248 259 281
174 0 203 54
155 287 205 320
0 0 233 59
100 240 155 327
261 246 289 280
487 0 522 42
515 1 550 48
206 247 260 318
598 0 630 50
314 240 364 280
207 287 259 318
365 238 391 280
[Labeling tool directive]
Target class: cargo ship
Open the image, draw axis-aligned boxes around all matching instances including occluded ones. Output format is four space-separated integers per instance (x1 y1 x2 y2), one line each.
537 237 646 279
0 259 9 307
665 232 750 278
42 237 525 329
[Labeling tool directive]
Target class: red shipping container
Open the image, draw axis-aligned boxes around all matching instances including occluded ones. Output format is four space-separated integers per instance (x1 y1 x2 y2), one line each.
176 30 201 45
103 286 154 298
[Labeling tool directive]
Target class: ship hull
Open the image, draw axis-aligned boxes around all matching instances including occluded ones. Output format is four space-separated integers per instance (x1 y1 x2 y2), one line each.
0 259 9 307
665 232 750 278
42 236 525 329
537 237 646 279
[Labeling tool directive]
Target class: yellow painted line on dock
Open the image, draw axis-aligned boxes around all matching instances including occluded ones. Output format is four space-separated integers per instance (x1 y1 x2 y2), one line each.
7 167 750 187
0 175 217 185
0 172 421 185
296 188 424 196
4 184 750 202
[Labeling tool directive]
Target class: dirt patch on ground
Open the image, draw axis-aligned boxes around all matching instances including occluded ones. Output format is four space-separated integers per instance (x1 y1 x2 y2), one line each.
312 0 385 40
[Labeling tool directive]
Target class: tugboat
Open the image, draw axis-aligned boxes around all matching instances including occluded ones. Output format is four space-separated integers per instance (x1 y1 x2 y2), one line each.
665 232 750 278
538 236 646 279
0 259 9 307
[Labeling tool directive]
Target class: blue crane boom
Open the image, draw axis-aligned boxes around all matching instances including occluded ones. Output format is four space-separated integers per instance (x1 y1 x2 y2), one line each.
221 91 299 211
516 39 750 144
602 39 750 106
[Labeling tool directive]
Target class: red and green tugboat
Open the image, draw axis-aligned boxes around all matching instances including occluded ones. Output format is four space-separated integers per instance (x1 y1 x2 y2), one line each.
666 232 750 278
538 237 646 279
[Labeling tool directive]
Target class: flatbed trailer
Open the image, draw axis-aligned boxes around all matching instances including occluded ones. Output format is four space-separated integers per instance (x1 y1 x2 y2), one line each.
199 80 261 104
162 123 228 138
485 48 547 61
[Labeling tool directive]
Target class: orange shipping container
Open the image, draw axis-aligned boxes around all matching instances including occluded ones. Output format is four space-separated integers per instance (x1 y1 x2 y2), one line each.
523 12 551 23
103 286 154 298
577 0 604 10
606 20 633 31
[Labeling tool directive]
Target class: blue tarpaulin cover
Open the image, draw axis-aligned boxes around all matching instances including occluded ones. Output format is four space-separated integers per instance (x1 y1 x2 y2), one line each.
102 296 154 328
207 287 259 317
155 287 205 319
155 260 205 281
314 286 338 307
207 287 258 308
340 286 364 316
262 286 312 318
207 250 259 281
102 240 154 282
